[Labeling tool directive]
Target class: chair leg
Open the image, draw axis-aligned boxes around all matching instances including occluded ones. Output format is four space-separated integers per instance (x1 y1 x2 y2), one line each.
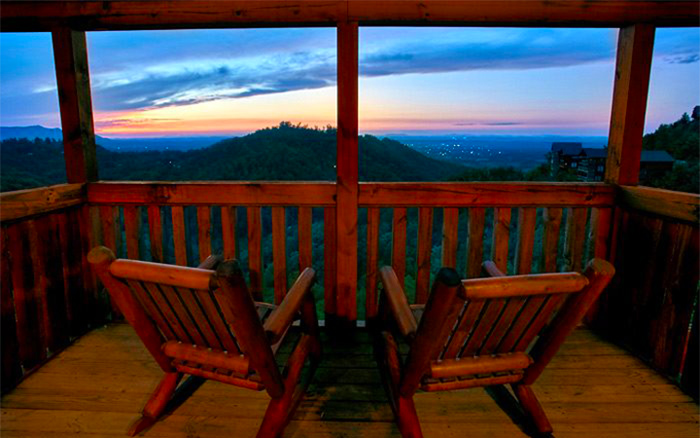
512 384 553 434
375 331 424 438
128 372 183 436
256 334 319 438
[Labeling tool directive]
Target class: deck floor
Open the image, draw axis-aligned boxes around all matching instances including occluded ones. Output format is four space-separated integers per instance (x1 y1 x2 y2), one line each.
2 323 698 437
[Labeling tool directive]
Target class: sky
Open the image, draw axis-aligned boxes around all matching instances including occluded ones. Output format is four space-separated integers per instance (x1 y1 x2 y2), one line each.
0 27 698 137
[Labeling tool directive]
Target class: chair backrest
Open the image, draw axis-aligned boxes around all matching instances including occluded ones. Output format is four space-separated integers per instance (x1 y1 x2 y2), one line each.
88 246 284 397
400 258 614 396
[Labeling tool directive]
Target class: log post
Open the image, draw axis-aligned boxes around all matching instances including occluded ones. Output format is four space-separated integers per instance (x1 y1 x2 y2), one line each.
334 21 359 326
604 24 655 185
52 28 98 184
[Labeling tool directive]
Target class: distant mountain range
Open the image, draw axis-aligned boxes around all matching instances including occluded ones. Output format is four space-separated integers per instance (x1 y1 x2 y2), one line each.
0 123 466 191
0 125 227 151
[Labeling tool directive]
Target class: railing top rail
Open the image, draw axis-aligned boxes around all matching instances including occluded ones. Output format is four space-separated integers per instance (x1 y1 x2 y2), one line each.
0 183 85 222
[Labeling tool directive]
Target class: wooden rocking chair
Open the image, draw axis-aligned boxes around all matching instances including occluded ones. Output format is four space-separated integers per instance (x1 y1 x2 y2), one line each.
375 258 614 437
88 246 321 437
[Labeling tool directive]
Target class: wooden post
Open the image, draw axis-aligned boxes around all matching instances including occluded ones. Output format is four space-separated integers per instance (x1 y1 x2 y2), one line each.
604 24 655 185
52 28 98 184
335 21 359 324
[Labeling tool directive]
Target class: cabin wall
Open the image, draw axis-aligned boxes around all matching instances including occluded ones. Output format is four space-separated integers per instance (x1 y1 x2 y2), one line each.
589 186 699 398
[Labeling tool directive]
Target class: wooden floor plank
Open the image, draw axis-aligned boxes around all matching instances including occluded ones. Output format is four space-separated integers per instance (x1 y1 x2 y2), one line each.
2 323 697 437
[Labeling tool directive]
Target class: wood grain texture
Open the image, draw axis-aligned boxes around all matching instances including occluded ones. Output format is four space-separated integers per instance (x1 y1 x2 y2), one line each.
619 185 699 223
246 207 263 301
416 207 434 304
0 184 85 222
365 208 380 318
51 29 97 184
336 22 359 321
541 208 563 273
441 207 459 269
360 183 614 207
196 207 212 264
391 208 408 291
3 1 697 31
491 208 511 274
324 207 337 316
123 206 141 260
563 208 588 272
271 207 288 304
88 182 336 206
604 24 655 185
170 206 187 266
466 208 486 279
515 208 537 275
147 206 163 263
220 206 237 260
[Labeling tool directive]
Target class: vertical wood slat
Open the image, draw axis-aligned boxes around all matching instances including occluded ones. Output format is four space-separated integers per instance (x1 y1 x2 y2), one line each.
56 213 74 333
298 207 313 271
336 21 359 321
391 207 407 290
491 208 511 274
45 214 70 352
123 206 141 260
541 207 563 273
51 28 98 184
247 207 263 302
1 227 22 391
8 221 44 367
416 207 434 304
220 206 237 260
592 207 613 259
27 219 51 355
564 207 588 271
324 207 337 316
466 208 486 278
197 207 212 264
441 207 459 269
605 24 655 185
515 208 537 275
66 208 91 329
78 205 99 324
98 206 118 254
366 207 380 318
171 206 187 266
147 205 163 263
271 207 287 304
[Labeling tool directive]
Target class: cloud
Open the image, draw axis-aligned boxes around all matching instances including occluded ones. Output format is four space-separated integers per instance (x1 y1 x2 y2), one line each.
665 54 699 64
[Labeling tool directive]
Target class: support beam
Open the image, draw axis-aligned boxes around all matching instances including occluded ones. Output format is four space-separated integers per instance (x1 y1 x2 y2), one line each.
52 28 98 183
605 25 655 185
335 22 359 323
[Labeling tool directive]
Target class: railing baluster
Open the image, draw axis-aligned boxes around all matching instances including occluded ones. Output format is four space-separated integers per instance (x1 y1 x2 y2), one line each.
366 207 381 318
123 206 140 260
271 206 287 304
442 207 459 269
324 207 337 317
391 207 407 290
298 207 313 271
247 206 263 302
564 207 588 271
515 208 537 275
221 206 237 260
466 208 486 278
171 206 187 266
147 205 163 263
197 206 212 264
541 208 563 273
416 207 434 304
492 207 511 274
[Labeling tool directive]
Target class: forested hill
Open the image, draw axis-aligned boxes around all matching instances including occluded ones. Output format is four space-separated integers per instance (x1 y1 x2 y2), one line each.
1 123 465 191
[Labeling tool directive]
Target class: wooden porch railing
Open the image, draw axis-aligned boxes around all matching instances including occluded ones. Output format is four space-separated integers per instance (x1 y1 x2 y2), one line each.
589 185 699 398
2 181 697 400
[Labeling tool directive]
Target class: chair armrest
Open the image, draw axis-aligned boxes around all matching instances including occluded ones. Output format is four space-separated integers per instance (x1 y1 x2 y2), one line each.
198 254 224 270
263 267 316 344
379 266 418 339
482 260 505 277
